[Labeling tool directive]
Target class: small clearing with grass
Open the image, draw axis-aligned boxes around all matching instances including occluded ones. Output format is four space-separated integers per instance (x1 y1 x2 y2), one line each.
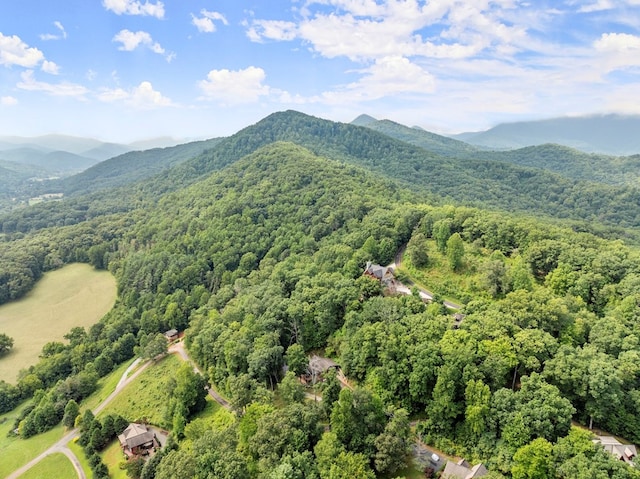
99 354 180 428
16 452 76 479
0 263 116 383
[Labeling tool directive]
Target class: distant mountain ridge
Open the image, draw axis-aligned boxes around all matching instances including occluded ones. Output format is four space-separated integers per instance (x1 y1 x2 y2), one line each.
353 116 481 157
453 114 640 155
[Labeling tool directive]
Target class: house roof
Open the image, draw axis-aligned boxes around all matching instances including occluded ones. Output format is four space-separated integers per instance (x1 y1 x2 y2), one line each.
364 261 394 281
442 459 488 479
594 436 637 463
164 329 178 337
118 423 155 449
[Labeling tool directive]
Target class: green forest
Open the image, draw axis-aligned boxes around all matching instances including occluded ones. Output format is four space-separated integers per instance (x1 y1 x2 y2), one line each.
1 111 640 478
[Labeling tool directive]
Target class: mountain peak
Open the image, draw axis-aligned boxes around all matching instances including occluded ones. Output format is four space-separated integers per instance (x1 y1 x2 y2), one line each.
351 114 378 126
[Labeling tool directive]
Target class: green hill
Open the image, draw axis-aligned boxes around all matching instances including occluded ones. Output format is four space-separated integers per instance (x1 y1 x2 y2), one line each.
361 118 481 156
58 137 223 197
6 110 640 236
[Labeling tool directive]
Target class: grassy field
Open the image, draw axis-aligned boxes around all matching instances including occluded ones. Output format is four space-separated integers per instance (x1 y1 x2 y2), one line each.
99 354 180 428
0 263 117 383
16 453 76 479
0 412 65 478
80 358 135 413
101 439 128 479
400 238 492 305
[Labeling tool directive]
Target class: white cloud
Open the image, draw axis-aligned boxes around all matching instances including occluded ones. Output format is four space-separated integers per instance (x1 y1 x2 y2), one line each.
0 33 45 68
247 20 298 42
113 30 173 61
594 32 640 51
98 81 173 109
247 0 531 63
318 56 436 104
41 60 60 75
40 21 67 41
192 10 228 33
198 67 271 104
1 96 18 106
17 70 88 98
102 0 164 18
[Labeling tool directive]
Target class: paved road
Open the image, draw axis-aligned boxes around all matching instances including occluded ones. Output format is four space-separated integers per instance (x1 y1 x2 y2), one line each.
7 357 152 479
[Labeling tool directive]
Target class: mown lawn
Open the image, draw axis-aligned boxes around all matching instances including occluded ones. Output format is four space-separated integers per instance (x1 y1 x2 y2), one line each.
99 353 180 428
0 413 64 479
101 439 128 479
0 263 116 383
16 453 76 479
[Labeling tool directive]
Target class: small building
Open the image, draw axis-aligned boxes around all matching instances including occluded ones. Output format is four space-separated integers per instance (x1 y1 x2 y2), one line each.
118 423 156 457
363 261 395 286
164 329 178 341
594 436 637 465
442 459 488 479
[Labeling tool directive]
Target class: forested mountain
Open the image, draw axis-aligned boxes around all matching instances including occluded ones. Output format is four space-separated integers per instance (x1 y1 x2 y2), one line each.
2 139 640 478
470 144 640 186
57 137 223 197
6 110 640 240
455 114 640 155
358 117 481 157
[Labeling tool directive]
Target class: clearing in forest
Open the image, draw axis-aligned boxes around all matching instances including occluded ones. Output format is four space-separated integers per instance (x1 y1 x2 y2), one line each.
0 263 116 383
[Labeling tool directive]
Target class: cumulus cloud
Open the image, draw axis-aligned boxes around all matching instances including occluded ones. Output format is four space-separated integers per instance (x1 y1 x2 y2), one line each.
319 56 436 104
113 29 173 61
1 96 18 106
594 32 640 51
103 0 164 18
98 81 173 108
192 10 228 33
0 33 45 68
41 60 60 74
17 70 88 98
40 21 67 41
198 66 271 104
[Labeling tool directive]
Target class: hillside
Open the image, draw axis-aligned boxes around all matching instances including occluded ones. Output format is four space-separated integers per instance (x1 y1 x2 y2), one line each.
5 110 640 238
57 137 224 196
455 114 640 155
470 144 640 186
359 118 481 156
165 110 640 232
2 140 640 478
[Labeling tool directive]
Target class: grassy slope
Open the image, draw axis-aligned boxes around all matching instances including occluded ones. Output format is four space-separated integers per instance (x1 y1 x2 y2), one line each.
99 354 180 427
0 419 65 478
0 263 117 383
16 453 76 479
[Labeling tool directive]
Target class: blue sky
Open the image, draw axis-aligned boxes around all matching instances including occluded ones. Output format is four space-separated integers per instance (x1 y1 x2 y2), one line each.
1 0 640 142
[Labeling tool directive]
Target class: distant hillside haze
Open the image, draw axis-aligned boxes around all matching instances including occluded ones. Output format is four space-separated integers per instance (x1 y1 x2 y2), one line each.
452 114 640 155
0 134 198 177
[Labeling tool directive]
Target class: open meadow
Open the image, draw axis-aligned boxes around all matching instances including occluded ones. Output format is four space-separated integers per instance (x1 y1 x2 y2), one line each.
0 263 116 383
16 453 76 479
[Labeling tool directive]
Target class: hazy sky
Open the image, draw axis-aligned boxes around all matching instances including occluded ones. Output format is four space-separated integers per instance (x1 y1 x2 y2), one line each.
1 0 639 142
